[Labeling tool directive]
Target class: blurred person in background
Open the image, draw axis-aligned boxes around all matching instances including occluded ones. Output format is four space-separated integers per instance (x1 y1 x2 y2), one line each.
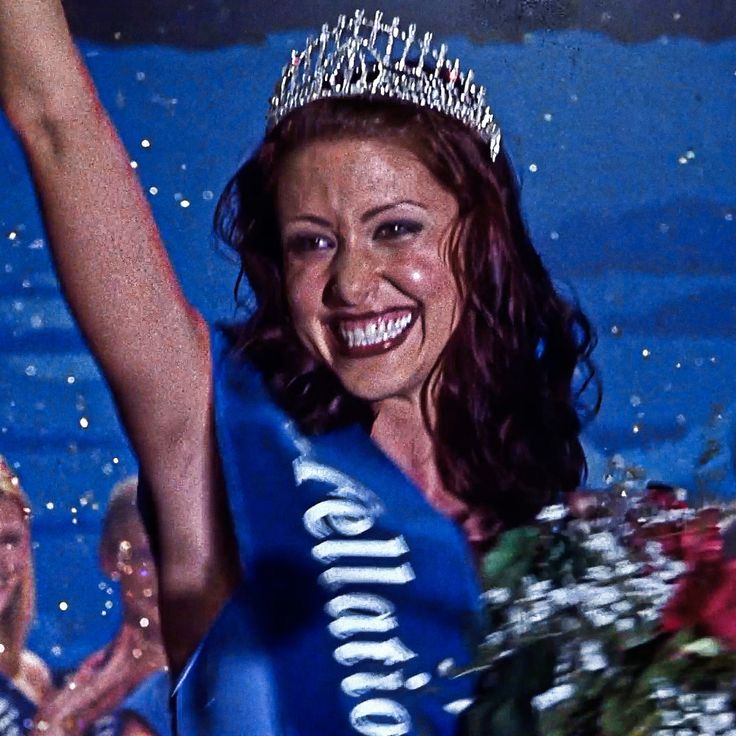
0 456 52 734
35 479 169 736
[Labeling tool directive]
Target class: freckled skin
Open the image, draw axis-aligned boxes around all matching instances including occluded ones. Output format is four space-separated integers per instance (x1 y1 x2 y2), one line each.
278 138 461 406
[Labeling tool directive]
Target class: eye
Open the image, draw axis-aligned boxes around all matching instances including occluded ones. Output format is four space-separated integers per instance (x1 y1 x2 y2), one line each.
284 233 335 253
373 220 424 240
0 532 21 547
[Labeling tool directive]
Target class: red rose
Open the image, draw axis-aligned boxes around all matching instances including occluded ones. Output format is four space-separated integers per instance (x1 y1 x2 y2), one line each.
661 510 736 649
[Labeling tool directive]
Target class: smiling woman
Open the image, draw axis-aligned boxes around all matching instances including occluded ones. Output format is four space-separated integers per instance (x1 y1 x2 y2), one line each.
216 95 598 549
1 3 598 734
279 138 460 405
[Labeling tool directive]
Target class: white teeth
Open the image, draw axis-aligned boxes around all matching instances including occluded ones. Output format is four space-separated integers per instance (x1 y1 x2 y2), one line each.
338 313 414 348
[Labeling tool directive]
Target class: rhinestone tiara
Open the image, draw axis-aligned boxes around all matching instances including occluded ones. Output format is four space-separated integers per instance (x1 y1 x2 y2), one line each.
266 9 502 161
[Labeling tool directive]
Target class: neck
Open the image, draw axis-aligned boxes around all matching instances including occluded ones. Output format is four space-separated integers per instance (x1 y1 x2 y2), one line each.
371 397 466 520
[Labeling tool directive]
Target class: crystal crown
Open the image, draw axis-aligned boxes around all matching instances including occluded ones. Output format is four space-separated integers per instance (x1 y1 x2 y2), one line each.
266 9 502 160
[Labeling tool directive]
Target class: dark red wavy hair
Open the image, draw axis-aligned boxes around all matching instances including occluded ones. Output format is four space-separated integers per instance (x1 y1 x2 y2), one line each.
214 97 600 551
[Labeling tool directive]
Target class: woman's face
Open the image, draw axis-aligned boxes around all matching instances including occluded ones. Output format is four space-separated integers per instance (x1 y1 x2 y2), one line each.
0 497 29 615
277 137 461 405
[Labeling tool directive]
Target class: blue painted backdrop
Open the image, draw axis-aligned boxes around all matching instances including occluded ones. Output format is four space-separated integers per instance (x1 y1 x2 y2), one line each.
0 21 734 671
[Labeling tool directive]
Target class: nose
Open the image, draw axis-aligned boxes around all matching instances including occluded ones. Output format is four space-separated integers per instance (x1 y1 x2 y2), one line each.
327 245 378 306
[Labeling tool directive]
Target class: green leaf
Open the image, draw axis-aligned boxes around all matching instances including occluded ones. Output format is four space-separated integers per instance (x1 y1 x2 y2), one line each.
481 527 540 588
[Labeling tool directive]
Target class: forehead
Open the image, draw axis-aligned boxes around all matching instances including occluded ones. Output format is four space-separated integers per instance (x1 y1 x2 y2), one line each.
276 137 448 215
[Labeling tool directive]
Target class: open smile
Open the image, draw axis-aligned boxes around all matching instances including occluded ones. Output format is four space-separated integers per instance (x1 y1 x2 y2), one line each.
330 308 418 358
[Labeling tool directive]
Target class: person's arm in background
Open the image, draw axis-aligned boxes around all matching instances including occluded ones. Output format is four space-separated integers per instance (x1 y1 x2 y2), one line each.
0 0 239 670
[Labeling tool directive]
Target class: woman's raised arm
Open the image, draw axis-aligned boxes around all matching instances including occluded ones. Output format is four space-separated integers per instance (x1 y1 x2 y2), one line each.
0 0 206 445
0 0 239 668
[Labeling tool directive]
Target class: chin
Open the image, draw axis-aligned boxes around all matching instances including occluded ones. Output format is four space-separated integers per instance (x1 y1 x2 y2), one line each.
337 370 420 404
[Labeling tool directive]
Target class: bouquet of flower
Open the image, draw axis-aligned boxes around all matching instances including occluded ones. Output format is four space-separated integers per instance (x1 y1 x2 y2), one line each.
457 484 736 736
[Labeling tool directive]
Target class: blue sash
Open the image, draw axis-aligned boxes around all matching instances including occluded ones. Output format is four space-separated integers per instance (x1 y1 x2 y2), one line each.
174 326 482 735
0 673 35 736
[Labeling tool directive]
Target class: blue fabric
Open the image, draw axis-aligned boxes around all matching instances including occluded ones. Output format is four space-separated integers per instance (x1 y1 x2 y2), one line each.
0 673 35 735
85 672 172 736
120 671 172 736
174 326 483 735
85 671 171 736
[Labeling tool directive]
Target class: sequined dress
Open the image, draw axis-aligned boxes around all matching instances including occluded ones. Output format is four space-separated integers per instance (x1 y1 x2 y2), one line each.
0 673 35 736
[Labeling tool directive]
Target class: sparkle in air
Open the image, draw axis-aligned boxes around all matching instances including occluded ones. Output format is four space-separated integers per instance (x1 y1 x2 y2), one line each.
641 348 651 358
79 417 89 429
59 601 69 611
130 161 139 169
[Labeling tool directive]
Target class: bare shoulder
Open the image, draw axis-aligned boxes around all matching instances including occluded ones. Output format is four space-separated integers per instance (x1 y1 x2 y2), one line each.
19 650 53 703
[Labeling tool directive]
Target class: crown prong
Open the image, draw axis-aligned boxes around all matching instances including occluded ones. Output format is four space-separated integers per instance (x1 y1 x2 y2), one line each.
417 31 433 75
267 12 501 162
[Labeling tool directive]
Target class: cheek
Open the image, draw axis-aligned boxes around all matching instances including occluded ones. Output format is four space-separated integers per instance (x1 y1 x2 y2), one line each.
284 263 323 324
6 547 28 575
395 253 460 312
283 265 331 360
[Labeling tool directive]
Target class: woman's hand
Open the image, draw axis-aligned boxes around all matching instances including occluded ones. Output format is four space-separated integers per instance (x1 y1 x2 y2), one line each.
0 0 80 131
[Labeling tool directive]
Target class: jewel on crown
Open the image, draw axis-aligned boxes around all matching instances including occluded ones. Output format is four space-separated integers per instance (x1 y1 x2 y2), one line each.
266 9 502 161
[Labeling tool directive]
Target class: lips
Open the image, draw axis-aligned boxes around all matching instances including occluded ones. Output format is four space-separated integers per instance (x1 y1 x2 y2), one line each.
330 308 417 358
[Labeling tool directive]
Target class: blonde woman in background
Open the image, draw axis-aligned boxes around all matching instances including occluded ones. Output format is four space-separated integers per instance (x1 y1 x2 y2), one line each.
0 456 52 733
34 478 169 736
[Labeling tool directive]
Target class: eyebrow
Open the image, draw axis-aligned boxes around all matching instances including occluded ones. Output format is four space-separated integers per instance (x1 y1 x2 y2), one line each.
289 200 427 228
360 200 427 223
